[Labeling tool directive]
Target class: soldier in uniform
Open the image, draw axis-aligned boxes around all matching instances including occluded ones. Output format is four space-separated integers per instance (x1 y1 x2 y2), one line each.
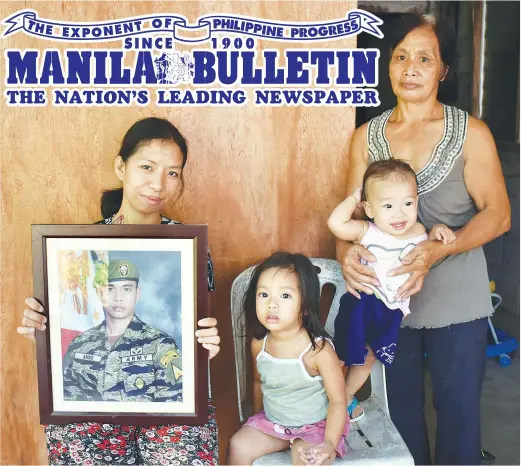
63 259 184 402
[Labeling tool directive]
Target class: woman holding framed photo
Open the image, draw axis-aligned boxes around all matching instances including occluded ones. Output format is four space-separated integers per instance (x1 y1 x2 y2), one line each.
18 117 221 466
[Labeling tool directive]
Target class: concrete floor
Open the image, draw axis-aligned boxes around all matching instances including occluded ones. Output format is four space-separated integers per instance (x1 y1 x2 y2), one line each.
479 356 520 465
479 309 519 465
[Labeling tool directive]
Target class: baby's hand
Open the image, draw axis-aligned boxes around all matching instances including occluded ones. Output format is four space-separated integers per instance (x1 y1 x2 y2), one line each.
429 224 456 244
350 187 362 205
298 441 336 465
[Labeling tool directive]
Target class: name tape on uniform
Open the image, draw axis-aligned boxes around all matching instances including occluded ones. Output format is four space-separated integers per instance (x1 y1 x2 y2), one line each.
74 353 102 362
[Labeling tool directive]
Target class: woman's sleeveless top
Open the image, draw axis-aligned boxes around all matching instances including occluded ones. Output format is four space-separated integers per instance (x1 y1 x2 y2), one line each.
366 104 493 328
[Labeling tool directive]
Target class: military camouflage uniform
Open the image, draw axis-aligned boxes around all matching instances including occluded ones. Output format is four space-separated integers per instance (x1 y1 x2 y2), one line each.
63 315 183 402
45 216 219 465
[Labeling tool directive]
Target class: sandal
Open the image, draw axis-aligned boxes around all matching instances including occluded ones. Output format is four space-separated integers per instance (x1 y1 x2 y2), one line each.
348 397 364 423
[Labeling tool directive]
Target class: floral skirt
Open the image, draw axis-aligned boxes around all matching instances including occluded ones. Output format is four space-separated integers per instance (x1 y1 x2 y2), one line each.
44 401 218 465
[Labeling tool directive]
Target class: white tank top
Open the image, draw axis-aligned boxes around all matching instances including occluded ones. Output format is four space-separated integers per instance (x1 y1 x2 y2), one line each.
257 335 330 428
360 223 428 316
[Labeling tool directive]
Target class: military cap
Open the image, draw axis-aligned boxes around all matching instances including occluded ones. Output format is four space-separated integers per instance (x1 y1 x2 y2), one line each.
108 259 140 282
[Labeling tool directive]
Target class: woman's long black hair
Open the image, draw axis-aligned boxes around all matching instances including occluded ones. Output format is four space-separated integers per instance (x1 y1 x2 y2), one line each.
241 251 330 350
101 117 188 219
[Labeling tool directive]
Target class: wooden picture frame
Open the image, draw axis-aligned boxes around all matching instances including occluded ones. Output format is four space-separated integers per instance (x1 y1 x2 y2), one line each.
32 224 209 426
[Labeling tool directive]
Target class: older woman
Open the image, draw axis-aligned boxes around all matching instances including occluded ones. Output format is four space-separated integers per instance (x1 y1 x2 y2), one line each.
336 15 511 465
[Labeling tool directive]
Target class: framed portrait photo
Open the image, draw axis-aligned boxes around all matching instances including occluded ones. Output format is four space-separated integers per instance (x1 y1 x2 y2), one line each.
31 224 209 426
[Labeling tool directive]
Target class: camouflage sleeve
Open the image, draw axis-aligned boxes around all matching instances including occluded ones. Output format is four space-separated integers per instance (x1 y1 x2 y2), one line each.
63 344 89 400
154 338 183 402
62 342 102 401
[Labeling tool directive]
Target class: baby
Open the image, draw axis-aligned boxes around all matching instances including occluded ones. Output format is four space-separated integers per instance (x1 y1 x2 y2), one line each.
328 159 455 422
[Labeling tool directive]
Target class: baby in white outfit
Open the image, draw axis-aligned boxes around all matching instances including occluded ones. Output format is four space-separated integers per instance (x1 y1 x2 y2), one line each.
328 159 455 422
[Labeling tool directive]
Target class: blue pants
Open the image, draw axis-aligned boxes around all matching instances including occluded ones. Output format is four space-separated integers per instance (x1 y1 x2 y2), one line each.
334 292 403 367
386 318 488 465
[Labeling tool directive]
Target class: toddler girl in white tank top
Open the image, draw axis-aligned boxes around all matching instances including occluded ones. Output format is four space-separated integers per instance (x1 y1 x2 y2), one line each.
228 252 350 466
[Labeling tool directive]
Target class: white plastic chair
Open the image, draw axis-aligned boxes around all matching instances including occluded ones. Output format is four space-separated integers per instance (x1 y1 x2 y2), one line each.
230 258 414 465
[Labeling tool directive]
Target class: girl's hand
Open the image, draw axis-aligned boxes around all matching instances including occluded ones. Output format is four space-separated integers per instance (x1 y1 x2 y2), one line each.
429 224 456 244
389 240 443 300
195 317 220 360
340 243 379 299
298 441 336 465
17 297 47 341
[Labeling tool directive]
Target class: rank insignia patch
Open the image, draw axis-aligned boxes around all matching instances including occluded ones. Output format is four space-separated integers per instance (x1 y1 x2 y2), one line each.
160 349 179 367
172 365 182 381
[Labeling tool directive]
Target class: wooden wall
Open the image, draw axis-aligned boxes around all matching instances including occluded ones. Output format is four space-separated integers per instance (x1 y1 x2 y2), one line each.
0 1 356 463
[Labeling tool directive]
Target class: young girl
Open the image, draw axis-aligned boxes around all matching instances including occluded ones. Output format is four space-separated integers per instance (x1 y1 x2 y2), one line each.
228 252 350 466
17 118 221 465
328 159 455 422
